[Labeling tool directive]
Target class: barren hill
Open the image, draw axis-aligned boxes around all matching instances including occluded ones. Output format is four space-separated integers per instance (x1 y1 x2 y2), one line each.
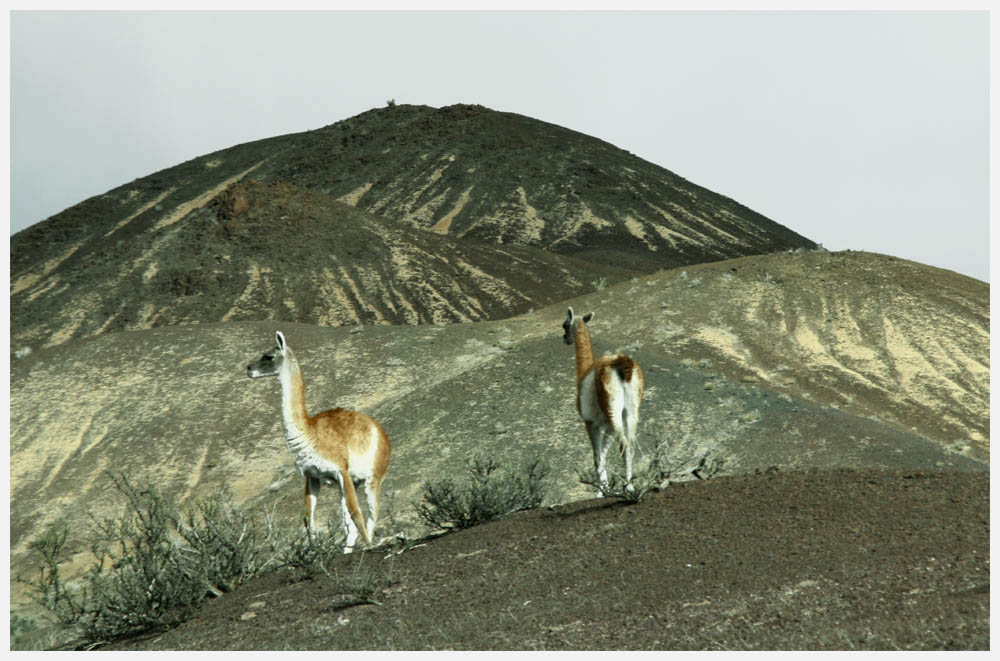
10 179 634 348
258 104 816 264
10 251 988 632
11 103 817 349
9 103 988 650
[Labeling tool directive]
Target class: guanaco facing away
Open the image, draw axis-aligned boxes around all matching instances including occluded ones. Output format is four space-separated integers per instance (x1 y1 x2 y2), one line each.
247 331 391 552
562 307 644 491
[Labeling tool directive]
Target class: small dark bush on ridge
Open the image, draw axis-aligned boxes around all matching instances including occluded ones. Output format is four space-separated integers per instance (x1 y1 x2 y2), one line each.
276 525 346 578
416 454 550 531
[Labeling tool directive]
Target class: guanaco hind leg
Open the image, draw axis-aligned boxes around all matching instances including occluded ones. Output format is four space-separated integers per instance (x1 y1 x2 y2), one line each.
363 478 381 542
334 469 370 553
586 421 613 493
304 476 321 532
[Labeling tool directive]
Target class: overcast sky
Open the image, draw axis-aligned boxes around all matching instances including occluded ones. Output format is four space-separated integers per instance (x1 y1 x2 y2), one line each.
9 10 989 281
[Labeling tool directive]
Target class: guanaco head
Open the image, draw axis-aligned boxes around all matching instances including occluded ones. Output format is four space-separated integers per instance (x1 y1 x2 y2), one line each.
562 307 594 345
247 331 289 379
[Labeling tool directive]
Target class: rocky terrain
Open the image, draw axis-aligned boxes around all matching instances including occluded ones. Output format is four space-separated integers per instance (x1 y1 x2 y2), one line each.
10 103 816 350
101 469 990 651
9 103 987 650
10 252 989 648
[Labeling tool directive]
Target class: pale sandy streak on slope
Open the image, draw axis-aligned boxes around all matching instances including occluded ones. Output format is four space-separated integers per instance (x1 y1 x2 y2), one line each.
416 278 472 323
315 267 362 325
25 276 64 303
643 201 714 248
404 188 451 225
828 298 882 365
378 155 453 225
691 326 766 379
663 201 746 246
515 186 546 242
12 187 176 296
430 185 474 234
222 263 269 322
786 308 886 392
337 263 385 323
624 216 657 251
453 257 531 307
384 283 422 323
103 187 177 238
36 416 96 493
11 240 85 296
44 292 104 347
338 182 374 206
882 315 982 417
152 159 270 231
176 445 211 506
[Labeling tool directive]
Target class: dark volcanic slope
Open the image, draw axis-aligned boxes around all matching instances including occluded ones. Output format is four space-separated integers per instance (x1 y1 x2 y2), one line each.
12 103 818 349
10 180 634 347
260 103 817 269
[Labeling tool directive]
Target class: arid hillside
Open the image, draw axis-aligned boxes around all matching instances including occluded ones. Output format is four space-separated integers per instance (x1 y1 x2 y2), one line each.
10 252 988 632
99 469 989 651
11 103 816 350
9 103 987 651
10 179 634 348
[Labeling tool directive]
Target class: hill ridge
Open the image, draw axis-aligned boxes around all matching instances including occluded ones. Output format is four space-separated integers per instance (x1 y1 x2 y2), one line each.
12 103 817 349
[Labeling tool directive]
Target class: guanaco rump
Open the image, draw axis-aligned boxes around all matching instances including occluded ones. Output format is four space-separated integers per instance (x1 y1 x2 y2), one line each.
562 307 644 490
247 331 391 552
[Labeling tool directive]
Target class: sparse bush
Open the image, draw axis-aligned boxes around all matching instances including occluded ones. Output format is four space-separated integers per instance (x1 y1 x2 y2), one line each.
416 454 550 531
174 488 283 593
329 561 385 607
20 473 288 647
76 474 215 641
276 525 347 578
578 444 675 504
691 452 726 481
579 445 725 503
10 611 38 639
20 525 86 629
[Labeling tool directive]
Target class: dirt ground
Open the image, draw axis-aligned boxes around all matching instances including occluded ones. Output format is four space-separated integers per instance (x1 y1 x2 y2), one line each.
101 467 989 651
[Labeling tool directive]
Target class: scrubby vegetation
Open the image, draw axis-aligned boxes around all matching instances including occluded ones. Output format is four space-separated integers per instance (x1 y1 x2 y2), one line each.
416 454 551 531
18 460 555 649
16 473 390 649
17 474 281 646
578 442 725 503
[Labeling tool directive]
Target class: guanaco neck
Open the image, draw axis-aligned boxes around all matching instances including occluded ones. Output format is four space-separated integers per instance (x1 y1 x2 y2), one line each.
574 321 595 387
277 349 312 439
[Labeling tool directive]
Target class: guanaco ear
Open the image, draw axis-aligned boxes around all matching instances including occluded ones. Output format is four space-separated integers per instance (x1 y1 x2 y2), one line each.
582 312 594 323
566 306 575 320
275 331 287 354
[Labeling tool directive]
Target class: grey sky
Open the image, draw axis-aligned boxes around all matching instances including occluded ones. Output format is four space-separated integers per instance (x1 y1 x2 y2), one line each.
10 10 989 281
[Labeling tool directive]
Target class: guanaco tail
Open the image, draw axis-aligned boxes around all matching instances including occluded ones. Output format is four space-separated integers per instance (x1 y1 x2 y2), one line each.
247 331 391 552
